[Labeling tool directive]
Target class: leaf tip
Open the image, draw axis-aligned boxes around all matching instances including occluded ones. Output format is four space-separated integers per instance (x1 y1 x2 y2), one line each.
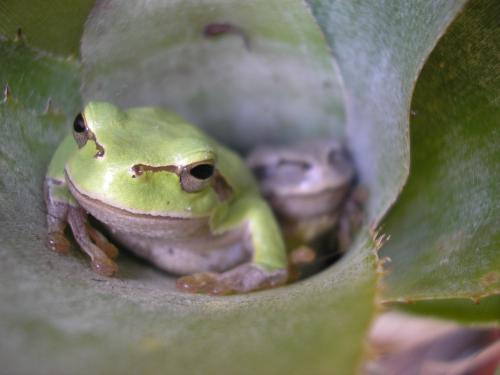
369 225 390 252
14 28 25 44
3 84 12 103
43 98 54 114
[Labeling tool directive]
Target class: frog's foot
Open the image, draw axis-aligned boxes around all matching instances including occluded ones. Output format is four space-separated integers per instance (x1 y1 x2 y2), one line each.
287 245 317 282
217 263 288 293
289 245 316 265
90 255 119 276
176 272 233 295
47 231 71 254
67 206 118 277
176 263 288 295
86 224 119 259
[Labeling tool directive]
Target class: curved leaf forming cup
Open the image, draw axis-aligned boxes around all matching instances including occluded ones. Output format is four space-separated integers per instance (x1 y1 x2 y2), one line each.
1 0 497 374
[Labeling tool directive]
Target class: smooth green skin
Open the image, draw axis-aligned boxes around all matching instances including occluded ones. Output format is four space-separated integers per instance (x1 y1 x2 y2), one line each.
47 101 286 270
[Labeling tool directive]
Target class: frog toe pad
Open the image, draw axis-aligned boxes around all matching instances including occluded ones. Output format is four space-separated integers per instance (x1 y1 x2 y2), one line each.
47 232 71 254
91 256 118 277
176 263 288 295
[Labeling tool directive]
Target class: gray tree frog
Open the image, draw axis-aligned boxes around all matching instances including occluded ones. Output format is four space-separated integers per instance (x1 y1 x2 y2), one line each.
247 140 366 262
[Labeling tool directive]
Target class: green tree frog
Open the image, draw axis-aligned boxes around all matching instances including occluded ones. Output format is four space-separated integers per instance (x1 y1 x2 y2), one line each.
44 102 287 294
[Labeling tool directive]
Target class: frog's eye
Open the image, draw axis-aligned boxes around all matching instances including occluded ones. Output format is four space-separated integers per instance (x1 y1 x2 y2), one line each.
72 112 105 157
327 146 352 166
190 164 214 179
72 113 90 148
180 163 215 192
327 147 353 178
73 113 86 133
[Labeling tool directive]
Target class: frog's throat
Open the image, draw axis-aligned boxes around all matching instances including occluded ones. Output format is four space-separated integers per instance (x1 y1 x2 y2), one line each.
65 171 206 220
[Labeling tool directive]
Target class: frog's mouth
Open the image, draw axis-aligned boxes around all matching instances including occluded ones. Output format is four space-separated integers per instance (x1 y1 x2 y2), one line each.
65 171 199 220
66 174 221 241
65 165 232 222
267 185 352 219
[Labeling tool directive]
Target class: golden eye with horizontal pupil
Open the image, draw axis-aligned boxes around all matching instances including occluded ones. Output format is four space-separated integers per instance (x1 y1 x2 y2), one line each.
72 113 89 148
180 163 215 192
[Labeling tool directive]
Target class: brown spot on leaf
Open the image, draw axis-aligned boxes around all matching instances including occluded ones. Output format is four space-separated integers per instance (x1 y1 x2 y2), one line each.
480 271 499 287
203 22 251 50
15 28 24 42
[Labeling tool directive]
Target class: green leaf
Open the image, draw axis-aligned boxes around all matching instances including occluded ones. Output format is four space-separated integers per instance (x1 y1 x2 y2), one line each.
0 42 81 116
0 10 379 374
0 0 486 373
0 58 377 371
394 295 500 324
0 0 95 56
0 41 82 232
307 0 467 223
379 0 500 312
80 0 346 151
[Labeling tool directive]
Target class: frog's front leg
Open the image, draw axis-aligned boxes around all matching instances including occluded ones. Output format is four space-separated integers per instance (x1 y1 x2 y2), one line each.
45 178 119 276
85 223 119 259
45 178 71 254
177 197 288 294
67 206 119 276
177 263 288 295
